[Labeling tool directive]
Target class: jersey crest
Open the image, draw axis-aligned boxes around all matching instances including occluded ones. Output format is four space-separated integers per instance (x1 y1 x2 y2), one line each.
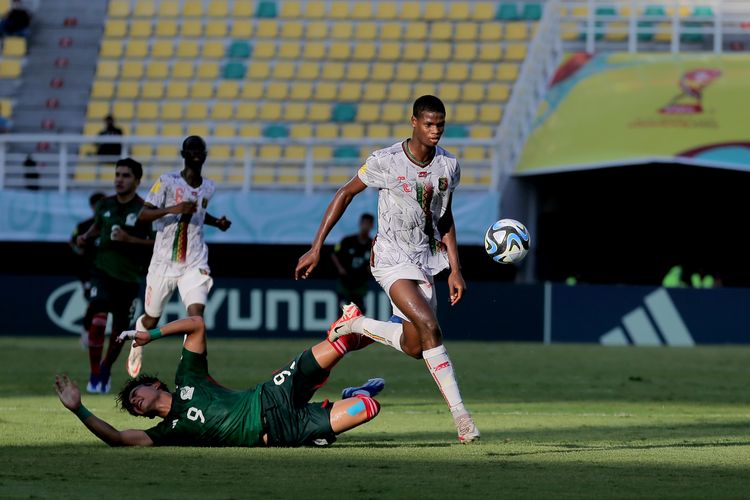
180 386 195 400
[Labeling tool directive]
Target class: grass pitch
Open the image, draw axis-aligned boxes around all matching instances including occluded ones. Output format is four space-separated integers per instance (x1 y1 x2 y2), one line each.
1 336 748 499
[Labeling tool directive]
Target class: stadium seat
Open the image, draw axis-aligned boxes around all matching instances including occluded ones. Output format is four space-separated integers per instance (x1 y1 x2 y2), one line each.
256 0 278 18
263 124 289 138
427 42 451 61
522 3 543 21
253 41 275 59
444 124 469 138
497 63 519 81
271 61 295 79
479 23 503 42
231 20 253 38
289 82 313 100
151 40 174 59
380 22 401 40
453 42 478 62
155 20 178 37
186 103 208 120
191 81 213 99
267 82 289 100
448 3 471 20
100 40 123 58
506 45 528 60
181 20 202 37
278 42 301 59
177 40 200 59
172 63 195 80
497 3 520 20
104 19 127 38
207 0 228 17
284 102 306 121
166 81 188 98
256 20 279 38
216 81 239 99
229 41 252 59
205 20 228 37
296 62 319 80
404 22 427 41
211 102 234 120
281 21 303 38
141 82 163 99
198 62 220 80
158 0 179 17
116 81 138 99
479 106 503 123
107 0 129 18
478 44 503 61
455 23 478 42
332 103 357 122
112 101 134 120
280 1 302 18
237 103 258 120
91 81 114 99
505 22 528 40
291 124 313 138
376 2 398 20
133 0 155 18
223 62 246 79
121 60 144 79
487 83 510 101
129 20 151 38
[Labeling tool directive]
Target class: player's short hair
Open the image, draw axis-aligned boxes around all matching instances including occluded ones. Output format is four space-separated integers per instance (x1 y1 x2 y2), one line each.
360 213 375 223
182 135 207 154
115 157 143 180
89 192 105 206
117 374 169 417
413 95 446 119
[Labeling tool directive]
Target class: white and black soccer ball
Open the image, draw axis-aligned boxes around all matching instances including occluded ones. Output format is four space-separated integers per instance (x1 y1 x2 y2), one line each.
484 219 531 264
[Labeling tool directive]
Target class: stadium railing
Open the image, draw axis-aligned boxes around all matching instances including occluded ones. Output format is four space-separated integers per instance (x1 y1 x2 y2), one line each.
0 134 498 193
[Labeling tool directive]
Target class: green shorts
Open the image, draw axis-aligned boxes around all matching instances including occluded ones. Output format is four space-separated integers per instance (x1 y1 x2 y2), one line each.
260 350 335 447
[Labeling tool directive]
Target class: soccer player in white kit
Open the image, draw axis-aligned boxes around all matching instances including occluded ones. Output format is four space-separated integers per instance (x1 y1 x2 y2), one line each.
127 136 231 376
296 96 479 443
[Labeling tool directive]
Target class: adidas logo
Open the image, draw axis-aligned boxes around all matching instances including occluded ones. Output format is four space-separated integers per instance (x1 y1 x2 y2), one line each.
600 288 695 346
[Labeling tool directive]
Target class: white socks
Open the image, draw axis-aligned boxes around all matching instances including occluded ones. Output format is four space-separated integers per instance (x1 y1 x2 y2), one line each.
423 345 466 416
351 317 404 352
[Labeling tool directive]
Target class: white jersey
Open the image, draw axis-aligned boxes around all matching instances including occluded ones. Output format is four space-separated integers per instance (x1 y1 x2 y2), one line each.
357 141 460 276
145 171 216 278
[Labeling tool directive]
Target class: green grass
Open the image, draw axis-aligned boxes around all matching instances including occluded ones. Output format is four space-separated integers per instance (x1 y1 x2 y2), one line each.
1 336 748 499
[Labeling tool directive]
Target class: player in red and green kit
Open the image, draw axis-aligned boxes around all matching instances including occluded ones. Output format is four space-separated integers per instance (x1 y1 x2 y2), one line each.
76 158 154 394
55 310 383 447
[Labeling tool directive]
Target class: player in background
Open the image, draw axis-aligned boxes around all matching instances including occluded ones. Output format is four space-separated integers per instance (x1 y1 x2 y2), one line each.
127 136 231 377
330 213 374 313
75 159 154 394
296 95 480 443
55 315 383 447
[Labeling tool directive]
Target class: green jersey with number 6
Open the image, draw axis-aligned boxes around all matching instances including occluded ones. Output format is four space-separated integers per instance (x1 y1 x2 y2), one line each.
145 348 264 447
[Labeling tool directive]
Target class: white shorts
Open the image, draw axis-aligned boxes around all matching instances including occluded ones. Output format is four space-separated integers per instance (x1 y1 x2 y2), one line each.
144 266 213 317
371 262 437 321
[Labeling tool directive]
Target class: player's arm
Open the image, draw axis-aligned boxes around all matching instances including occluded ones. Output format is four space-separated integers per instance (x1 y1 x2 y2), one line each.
119 316 206 355
437 194 467 306
204 212 232 232
110 227 155 246
296 176 367 279
75 221 100 248
54 375 153 447
138 201 197 222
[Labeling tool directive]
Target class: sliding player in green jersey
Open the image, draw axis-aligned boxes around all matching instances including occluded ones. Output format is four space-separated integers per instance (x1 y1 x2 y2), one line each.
55 312 382 447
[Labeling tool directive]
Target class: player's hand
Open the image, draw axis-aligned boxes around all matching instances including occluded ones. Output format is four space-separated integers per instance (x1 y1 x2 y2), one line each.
75 235 87 247
215 216 232 232
448 270 467 306
170 201 197 215
54 374 82 411
117 330 151 346
295 249 320 280
110 226 130 242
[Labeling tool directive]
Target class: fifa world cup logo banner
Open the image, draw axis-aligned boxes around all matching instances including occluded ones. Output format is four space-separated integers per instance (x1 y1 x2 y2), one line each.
660 69 721 115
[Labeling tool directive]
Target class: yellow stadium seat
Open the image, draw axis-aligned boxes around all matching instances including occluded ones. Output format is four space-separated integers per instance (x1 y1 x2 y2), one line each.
134 0 155 17
188 124 210 138
420 64 444 82
296 62 320 80
271 61 295 79
376 2 397 19
313 82 336 101
379 42 401 61
331 22 353 40
340 83 362 101
340 123 364 139
135 101 159 120
278 42 301 59
172 63 195 80
100 40 123 58
306 21 328 39
211 102 234 120
605 22 628 41
166 81 189 98
156 144 177 160
487 83 510 101
151 40 174 59
471 63 494 82
505 22 528 40
112 101 134 120
404 22 427 41
348 62 370 81
413 83 437 98
133 122 157 136
362 83 386 102
104 20 127 38
210 145 232 159
388 83 410 101
129 20 151 38
116 81 139 99
241 82 264 99
144 62 167 80
440 83 461 101
308 104 331 122
426 42 451 61
329 3 349 19
330 43 352 60
87 101 109 120
462 146 487 160
232 1 254 17
321 62 344 80
425 3 446 20
403 42 425 61
131 145 154 158
214 124 236 137
655 23 672 42
479 106 502 123
393 124 413 137
401 2 421 20
259 145 282 160
290 124 313 138
315 123 337 138
479 44 503 61
445 63 469 82
497 63 519 81
161 103 184 120
355 22 377 40
289 82 313 100
347 3 369 19
432 22 453 40
91 81 114 99
202 41 225 59
96 61 118 79
247 62 270 80
280 1 302 18
506 44 527 61
382 103 404 123
206 21 228 37
472 2 495 20
380 23 401 40
181 20 202 37
471 125 494 139
453 42 477 62
155 20 178 37
108 0 129 17
231 21 253 38
217 81 239 99
572 6 588 17
259 102 282 121
304 1 325 18
183 0 203 17
313 146 333 159
207 0 228 17
284 103 306 121
186 103 208 120
455 22 478 41
191 82 213 99
461 83 484 102
267 82 289 100
303 42 327 60
158 0 179 17
479 23 503 41
367 124 390 138
449 3 470 20
257 20 278 38
197 62 219 79
281 21 303 38
121 60 144 80
141 82 163 99
254 41 276 59
177 40 200 58
381 63 403 81
285 146 306 160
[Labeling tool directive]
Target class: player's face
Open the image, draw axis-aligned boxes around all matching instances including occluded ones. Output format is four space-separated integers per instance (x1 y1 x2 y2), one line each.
114 166 139 195
129 383 161 416
359 219 374 236
182 149 207 170
411 111 445 147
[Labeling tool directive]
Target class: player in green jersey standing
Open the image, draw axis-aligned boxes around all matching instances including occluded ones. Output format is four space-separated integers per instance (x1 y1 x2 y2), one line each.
76 158 154 394
55 312 382 447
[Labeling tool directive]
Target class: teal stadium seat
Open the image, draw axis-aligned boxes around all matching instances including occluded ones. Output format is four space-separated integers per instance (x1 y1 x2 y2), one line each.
681 5 713 43
595 6 618 40
639 6 666 41
522 3 543 21
223 62 246 79
333 146 360 159
496 3 520 21
443 124 469 138
332 103 357 123
229 41 252 59
263 124 289 138
256 1 278 18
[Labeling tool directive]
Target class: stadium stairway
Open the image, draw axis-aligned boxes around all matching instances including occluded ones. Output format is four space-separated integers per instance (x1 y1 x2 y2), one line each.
11 0 106 153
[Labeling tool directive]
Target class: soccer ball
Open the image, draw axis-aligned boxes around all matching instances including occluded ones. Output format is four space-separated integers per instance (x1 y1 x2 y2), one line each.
484 219 531 264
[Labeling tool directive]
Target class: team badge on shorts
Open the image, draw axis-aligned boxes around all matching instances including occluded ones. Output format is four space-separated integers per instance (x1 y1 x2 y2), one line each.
438 177 448 191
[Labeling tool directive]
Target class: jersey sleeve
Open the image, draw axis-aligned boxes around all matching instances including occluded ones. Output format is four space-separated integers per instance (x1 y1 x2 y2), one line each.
357 154 387 189
144 418 188 446
175 347 209 385
145 176 166 208
451 162 461 193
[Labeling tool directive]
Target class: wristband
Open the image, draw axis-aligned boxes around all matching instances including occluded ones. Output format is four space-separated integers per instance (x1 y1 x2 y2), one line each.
148 328 163 340
74 404 93 421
